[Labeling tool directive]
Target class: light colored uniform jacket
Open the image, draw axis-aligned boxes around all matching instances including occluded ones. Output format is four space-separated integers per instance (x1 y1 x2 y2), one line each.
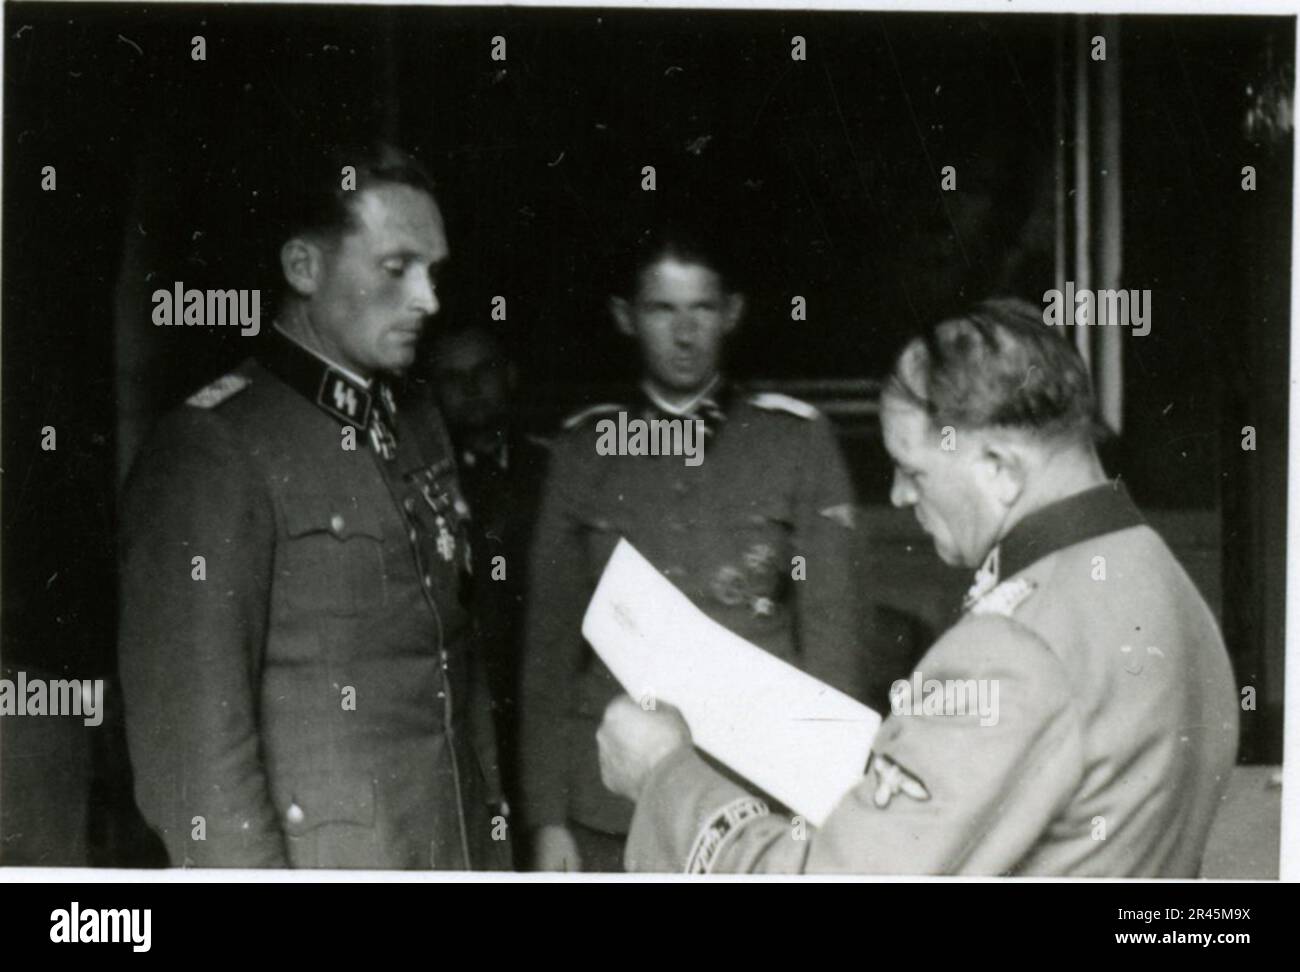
626 481 1239 876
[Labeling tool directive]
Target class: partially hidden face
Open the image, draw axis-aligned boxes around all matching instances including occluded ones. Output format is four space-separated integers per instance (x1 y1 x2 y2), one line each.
616 257 742 398
310 183 449 376
879 393 1004 570
430 330 512 434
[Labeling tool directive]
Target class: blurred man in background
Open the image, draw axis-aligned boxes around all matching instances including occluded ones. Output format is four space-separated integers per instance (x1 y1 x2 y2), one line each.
425 322 550 846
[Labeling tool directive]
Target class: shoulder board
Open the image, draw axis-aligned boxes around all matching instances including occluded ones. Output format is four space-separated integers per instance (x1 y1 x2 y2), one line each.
968 577 1037 618
747 392 819 420
561 402 625 432
186 373 251 410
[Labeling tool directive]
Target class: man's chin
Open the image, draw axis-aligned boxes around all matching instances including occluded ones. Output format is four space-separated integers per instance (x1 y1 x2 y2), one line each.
658 370 715 396
378 347 419 374
933 540 965 568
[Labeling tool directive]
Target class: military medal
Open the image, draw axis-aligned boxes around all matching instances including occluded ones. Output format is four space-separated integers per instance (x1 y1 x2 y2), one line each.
418 479 457 563
413 463 470 566
435 515 456 562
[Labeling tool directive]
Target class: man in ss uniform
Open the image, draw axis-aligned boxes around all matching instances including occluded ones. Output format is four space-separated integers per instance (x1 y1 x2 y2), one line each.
118 144 506 869
520 225 862 871
597 298 1239 876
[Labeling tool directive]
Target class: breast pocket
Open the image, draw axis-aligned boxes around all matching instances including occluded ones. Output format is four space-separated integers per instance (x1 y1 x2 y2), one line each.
279 494 388 617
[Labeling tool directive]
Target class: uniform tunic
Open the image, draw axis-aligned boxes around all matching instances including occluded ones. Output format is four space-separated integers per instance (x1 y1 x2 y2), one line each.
625 481 1240 876
519 383 861 836
118 330 505 869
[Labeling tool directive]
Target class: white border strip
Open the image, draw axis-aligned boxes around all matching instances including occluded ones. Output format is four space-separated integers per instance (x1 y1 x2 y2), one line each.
1280 11 1300 885
17 0 1300 13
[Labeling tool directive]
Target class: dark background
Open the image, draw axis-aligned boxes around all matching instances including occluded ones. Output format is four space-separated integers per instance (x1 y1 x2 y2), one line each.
2 4 1290 866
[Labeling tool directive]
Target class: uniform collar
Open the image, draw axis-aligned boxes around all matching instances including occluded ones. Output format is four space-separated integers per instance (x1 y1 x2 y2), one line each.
640 375 722 416
261 325 393 429
273 323 373 388
638 376 731 432
964 479 1145 609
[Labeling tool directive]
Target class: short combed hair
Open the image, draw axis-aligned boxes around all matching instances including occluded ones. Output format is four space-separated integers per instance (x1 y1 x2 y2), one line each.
276 140 438 245
613 220 740 298
886 297 1100 442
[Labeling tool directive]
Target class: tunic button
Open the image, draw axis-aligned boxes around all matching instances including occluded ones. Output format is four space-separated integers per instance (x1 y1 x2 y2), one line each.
408 528 418 543
404 497 416 513
286 802 305 825
330 514 345 535
423 574 433 588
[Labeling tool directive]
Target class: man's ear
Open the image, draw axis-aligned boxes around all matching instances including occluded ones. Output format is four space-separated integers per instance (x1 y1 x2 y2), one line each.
610 295 635 337
981 436 1029 508
722 292 746 334
280 237 325 298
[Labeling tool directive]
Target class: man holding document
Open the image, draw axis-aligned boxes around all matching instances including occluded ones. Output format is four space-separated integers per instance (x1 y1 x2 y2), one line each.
597 298 1239 876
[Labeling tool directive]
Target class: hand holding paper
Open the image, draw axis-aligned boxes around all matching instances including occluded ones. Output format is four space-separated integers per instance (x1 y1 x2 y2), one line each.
583 538 880 826
596 695 692 801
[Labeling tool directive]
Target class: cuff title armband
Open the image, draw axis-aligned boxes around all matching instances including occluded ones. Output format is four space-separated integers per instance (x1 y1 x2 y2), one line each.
684 796 771 874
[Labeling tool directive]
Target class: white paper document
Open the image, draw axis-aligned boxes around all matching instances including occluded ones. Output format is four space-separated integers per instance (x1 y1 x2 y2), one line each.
582 538 881 827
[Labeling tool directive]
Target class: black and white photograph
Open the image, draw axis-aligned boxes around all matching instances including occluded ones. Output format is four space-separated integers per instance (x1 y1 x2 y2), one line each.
0 0 1294 917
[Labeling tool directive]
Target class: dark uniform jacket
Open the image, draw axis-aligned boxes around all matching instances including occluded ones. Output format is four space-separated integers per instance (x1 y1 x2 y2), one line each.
519 382 862 835
625 481 1240 876
118 330 505 869
455 431 551 814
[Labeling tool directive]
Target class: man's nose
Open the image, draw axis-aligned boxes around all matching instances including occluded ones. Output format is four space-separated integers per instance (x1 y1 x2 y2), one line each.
890 470 916 508
410 273 438 316
671 314 699 344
